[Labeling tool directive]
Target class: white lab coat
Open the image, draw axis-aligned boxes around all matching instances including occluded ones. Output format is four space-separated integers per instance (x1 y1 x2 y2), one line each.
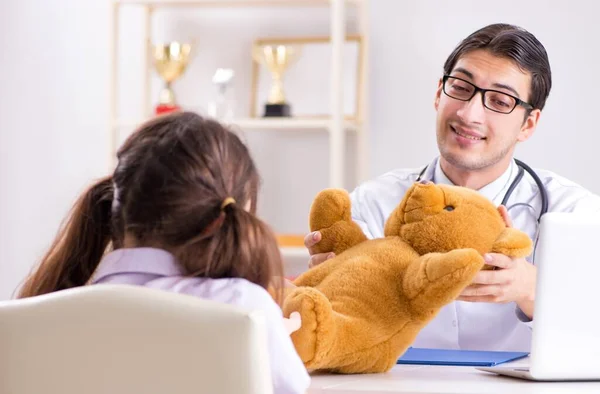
350 156 600 352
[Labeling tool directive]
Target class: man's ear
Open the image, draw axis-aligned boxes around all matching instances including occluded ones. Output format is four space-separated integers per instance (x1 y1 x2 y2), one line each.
434 78 443 110
518 109 541 142
491 228 533 258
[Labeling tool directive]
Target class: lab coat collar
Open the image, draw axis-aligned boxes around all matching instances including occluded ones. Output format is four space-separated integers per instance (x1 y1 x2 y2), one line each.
427 156 518 205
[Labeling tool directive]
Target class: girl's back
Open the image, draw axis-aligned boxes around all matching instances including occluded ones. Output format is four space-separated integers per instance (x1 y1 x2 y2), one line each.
17 112 310 394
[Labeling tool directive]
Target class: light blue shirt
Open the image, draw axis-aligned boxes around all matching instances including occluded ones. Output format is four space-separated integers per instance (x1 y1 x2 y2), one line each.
90 247 310 394
350 156 600 352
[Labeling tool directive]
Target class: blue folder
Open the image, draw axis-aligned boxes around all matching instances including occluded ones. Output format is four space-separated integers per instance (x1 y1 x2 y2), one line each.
397 347 529 367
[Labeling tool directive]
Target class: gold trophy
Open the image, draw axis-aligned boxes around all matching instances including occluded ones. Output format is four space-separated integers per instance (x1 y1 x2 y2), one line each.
252 44 300 117
152 41 192 115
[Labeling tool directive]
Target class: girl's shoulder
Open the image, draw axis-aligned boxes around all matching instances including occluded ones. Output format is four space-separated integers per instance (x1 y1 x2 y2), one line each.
163 276 281 317
221 278 282 316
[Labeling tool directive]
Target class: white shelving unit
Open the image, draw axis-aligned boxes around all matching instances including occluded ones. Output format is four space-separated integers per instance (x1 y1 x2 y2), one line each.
109 0 369 275
115 117 361 133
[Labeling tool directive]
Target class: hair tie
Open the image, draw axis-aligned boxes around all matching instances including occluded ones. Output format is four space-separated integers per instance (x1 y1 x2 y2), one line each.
220 197 236 210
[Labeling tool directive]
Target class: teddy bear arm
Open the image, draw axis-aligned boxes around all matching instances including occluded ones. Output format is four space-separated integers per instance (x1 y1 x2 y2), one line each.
309 188 368 255
315 221 368 256
403 249 484 319
491 227 533 258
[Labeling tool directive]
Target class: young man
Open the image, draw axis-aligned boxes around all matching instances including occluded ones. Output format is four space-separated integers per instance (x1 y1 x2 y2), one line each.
305 23 600 352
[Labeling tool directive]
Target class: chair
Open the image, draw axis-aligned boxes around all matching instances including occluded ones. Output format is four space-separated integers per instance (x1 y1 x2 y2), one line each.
0 284 273 394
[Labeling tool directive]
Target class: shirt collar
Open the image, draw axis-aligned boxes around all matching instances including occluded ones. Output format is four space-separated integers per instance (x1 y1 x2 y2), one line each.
91 247 185 283
430 156 518 205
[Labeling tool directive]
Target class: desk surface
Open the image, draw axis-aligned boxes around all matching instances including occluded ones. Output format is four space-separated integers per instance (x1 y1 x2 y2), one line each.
308 357 600 393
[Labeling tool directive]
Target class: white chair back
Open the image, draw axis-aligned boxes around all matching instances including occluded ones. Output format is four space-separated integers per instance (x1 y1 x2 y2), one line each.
0 284 273 394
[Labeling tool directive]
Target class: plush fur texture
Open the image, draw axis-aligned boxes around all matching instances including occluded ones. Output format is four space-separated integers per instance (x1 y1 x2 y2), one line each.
282 181 533 374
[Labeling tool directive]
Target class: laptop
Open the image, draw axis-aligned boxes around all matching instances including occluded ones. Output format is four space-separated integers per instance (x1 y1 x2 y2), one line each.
477 212 600 381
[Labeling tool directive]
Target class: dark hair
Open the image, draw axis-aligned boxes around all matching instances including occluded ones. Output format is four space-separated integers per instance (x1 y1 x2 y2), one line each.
443 23 552 111
18 112 284 300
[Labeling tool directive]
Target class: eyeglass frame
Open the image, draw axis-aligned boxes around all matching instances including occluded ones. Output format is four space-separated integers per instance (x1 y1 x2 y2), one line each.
442 74 534 114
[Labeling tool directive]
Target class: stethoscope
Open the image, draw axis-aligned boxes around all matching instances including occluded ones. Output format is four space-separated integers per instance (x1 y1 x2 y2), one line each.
416 158 548 223
416 159 548 262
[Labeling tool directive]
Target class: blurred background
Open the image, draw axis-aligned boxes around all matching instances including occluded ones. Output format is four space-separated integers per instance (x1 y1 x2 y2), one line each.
1 0 599 299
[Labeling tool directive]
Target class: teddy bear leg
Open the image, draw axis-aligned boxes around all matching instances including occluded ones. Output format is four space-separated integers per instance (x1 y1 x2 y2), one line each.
330 340 406 374
284 286 400 374
402 248 485 320
282 286 336 368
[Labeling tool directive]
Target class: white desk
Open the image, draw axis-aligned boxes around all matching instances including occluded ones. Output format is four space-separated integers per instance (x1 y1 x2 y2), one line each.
308 357 600 393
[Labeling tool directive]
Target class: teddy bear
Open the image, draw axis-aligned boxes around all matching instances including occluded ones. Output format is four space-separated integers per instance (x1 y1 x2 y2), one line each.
282 181 533 374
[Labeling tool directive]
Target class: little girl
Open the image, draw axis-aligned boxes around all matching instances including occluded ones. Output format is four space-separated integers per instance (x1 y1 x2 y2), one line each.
18 111 310 394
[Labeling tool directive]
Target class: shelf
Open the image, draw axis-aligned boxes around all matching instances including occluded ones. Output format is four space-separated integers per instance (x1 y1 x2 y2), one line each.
280 246 309 259
113 117 360 133
280 246 309 278
231 117 360 132
110 0 369 188
115 0 364 8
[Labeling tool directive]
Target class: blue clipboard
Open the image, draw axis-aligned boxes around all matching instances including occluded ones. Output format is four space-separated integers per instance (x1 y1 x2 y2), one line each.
397 347 529 367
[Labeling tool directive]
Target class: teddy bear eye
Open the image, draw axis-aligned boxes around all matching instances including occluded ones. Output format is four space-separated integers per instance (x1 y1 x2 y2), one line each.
444 205 455 211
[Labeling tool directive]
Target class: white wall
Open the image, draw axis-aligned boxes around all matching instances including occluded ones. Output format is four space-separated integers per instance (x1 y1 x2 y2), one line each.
2 0 600 299
0 0 110 299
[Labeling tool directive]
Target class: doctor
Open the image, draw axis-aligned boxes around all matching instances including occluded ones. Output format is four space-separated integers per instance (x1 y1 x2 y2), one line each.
304 23 600 352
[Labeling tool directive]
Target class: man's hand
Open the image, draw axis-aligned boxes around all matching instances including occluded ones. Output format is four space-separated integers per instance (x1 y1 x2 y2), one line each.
304 231 335 269
457 253 536 318
457 205 536 319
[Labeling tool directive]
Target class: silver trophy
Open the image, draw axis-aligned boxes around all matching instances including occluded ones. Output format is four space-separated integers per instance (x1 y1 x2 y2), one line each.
207 68 235 121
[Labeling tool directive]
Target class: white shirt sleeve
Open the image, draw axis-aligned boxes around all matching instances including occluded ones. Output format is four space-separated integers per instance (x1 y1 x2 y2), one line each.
349 187 375 239
242 286 311 394
348 169 418 240
567 193 600 214
515 306 533 330
516 175 600 330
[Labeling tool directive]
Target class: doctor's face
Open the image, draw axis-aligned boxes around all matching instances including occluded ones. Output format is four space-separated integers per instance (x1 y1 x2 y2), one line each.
434 50 540 171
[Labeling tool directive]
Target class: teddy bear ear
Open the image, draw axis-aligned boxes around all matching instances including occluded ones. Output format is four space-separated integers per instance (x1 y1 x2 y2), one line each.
490 228 533 258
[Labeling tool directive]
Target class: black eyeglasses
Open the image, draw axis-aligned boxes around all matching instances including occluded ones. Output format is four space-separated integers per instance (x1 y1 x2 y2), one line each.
442 75 534 114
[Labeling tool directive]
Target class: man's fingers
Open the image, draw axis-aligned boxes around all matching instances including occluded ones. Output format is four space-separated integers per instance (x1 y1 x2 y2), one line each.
305 231 335 269
471 271 496 285
304 231 321 250
460 284 502 297
308 252 335 268
457 295 501 303
471 269 511 285
498 205 513 228
483 253 515 270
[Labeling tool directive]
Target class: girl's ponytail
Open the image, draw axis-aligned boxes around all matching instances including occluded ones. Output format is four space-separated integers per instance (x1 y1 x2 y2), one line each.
17 176 115 298
177 200 285 303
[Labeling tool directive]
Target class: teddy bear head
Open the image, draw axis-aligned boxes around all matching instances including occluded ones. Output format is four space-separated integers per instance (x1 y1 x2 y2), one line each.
384 181 532 258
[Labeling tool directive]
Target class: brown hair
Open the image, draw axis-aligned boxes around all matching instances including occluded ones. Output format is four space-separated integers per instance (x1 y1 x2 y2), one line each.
443 23 552 111
18 112 284 299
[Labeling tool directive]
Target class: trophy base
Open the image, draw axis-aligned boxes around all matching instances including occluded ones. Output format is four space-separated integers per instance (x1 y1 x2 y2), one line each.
263 103 291 117
155 104 181 115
